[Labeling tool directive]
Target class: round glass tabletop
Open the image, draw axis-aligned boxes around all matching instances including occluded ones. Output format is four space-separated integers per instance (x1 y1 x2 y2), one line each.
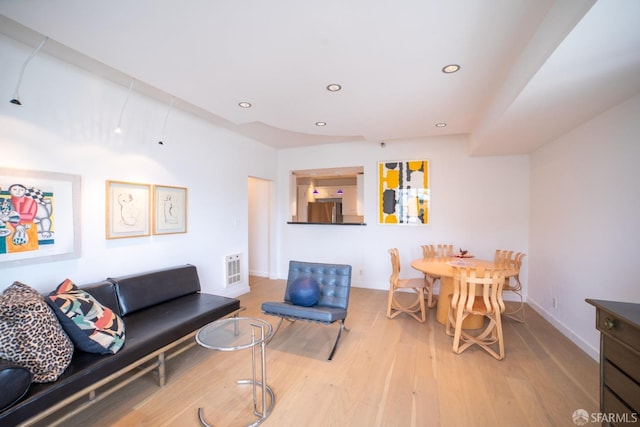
196 317 273 351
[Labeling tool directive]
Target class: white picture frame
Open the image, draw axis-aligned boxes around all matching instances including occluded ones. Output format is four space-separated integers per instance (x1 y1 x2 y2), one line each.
0 167 81 267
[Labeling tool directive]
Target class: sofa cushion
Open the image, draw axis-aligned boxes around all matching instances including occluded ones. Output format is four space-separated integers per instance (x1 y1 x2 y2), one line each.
79 281 122 317
47 279 126 355
0 359 32 412
110 265 201 315
0 282 73 383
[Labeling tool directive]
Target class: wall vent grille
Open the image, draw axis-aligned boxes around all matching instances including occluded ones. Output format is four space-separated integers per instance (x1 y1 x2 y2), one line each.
226 254 242 286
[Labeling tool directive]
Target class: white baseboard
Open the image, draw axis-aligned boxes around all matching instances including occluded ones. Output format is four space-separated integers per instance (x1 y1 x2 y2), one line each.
527 297 599 361
249 269 269 277
221 283 250 298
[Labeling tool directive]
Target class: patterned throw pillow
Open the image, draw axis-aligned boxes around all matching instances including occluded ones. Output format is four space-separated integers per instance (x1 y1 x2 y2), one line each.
47 279 125 355
0 281 74 383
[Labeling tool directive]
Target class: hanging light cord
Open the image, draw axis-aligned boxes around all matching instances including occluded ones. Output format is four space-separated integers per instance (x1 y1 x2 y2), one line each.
11 36 49 104
158 96 176 145
115 79 135 133
159 97 175 143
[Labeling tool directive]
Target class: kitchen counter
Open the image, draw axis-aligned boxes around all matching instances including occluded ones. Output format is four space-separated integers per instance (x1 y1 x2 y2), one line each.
287 222 367 226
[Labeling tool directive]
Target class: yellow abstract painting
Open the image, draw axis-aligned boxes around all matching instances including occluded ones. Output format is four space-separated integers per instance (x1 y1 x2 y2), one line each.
378 160 429 224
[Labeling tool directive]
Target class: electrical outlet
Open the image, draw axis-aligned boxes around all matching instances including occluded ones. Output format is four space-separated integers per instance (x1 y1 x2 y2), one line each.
552 297 558 308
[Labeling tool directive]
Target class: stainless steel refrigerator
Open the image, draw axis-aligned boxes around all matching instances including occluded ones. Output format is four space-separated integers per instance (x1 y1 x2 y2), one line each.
307 202 343 223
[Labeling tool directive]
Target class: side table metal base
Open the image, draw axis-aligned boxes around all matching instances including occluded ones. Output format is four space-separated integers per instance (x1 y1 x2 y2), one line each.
198 380 275 427
196 317 274 427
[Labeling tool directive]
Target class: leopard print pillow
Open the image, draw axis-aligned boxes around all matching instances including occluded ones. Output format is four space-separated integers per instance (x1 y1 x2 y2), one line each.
0 282 74 383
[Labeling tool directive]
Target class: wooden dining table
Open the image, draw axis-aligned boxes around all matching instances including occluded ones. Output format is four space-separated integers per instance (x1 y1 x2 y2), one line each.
411 256 518 329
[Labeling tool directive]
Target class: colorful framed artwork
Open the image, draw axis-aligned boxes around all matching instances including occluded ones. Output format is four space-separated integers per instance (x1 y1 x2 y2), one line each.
105 180 151 239
153 185 187 235
378 160 430 224
0 167 81 266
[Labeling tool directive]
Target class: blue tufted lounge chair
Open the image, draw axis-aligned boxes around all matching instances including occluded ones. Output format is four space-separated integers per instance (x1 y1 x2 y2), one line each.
261 260 352 360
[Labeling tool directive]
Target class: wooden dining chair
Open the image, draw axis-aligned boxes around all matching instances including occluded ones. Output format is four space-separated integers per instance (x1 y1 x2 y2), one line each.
445 266 506 360
420 244 441 308
421 244 436 258
495 249 526 323
387 248 427 322
436 244 454 256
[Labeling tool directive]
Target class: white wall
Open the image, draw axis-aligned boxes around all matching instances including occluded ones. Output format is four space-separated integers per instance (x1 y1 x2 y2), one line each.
0 34 277 297
529 92 640 360
276 136 530 292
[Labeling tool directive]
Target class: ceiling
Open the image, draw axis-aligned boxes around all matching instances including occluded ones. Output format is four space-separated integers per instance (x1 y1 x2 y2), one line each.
1 0 639 156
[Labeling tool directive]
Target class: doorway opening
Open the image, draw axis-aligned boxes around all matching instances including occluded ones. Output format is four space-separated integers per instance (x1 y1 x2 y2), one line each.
248 177 272 284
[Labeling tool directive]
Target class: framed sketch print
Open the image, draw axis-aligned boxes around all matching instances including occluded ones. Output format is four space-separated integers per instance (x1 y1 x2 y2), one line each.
1 167 81 267
153 185 187 235
106 180 151 239
378 160 430 225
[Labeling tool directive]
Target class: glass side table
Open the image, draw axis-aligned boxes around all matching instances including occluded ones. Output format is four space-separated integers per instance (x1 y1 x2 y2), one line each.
196 317 275 427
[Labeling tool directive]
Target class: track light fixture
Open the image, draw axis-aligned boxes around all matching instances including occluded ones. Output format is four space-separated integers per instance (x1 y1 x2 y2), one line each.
158 97 175 145
114 79 135 134
9 37 49 106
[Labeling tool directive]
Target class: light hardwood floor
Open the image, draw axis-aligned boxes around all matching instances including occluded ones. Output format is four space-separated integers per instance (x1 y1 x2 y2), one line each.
49 278 598 427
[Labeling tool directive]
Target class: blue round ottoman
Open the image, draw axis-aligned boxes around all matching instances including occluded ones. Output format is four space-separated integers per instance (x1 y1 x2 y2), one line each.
289 277 321 307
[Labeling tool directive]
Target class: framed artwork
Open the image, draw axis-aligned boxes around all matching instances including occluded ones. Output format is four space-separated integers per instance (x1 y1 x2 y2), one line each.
378 160 430 224
153 185 187 235
0 167 81 267
105 180 151 239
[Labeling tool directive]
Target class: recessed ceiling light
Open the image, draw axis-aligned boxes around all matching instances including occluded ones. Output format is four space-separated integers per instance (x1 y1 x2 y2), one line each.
238 102 252 108
316 121 327 126
442 64 460 74
435 122 447 127
326 84 342 92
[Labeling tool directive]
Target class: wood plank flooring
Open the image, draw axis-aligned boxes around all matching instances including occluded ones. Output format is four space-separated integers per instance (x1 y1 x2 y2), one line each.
47 278 598 427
